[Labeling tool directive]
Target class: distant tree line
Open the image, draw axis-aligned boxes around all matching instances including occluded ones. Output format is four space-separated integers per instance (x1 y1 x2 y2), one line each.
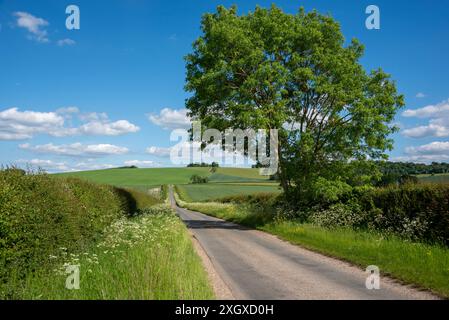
377 161 449 176
187 162 220 168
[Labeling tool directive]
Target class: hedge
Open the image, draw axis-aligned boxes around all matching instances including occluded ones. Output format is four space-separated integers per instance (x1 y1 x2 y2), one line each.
0 169 149 298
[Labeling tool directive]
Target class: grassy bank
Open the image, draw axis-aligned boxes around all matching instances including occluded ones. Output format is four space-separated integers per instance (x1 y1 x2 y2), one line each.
0 169 147 298
175 194 449 298
19 205 214 300
1 169 212 299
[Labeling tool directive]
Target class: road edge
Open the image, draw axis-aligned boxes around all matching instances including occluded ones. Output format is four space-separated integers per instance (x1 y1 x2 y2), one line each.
189 230 235 300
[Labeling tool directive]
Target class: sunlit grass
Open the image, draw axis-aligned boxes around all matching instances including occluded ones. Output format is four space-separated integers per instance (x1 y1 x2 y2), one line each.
176 183 281 202
18 205 214 300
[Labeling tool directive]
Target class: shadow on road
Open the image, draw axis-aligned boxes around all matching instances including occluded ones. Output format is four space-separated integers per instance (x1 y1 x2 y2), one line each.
182 219 250 230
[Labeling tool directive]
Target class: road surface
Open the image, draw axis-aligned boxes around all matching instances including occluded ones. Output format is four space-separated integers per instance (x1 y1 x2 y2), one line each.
169 188 437 300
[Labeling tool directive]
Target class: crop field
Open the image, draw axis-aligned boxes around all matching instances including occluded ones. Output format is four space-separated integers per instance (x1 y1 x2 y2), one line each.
58 167 278 202
417 173 449 184
57 167 213 189
176 183 281 202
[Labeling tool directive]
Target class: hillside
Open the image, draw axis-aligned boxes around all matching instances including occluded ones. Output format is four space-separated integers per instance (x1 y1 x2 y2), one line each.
58 167 280 201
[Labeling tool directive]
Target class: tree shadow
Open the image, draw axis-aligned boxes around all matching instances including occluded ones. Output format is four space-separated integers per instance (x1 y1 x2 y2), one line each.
114 187 138 216
183 219 250 230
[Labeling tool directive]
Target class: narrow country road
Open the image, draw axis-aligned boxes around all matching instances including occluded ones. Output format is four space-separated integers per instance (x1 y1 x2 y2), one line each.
169 188 437 300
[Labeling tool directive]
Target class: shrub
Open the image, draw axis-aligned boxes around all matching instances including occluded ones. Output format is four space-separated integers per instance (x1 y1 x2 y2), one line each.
309 202 366 229
358 184 449 244
308 183 449 244
310 178 353 204
0 169 149 298
189 174 209 184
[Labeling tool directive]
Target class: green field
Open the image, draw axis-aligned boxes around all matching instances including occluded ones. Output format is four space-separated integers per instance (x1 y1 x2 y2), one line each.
58 167 269 189
58 167 276 201
176 183 281 202
417 173 449 184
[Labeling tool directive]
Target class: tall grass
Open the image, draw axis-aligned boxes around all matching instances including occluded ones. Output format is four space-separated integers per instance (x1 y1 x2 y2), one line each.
0 169 161 298
18 206 214 300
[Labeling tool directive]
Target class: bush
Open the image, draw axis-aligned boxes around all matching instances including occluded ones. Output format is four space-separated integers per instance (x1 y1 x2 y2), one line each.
309 202 366 229
358 184 449 244
307 183 449 245
189 174 209 184
0 169 148 298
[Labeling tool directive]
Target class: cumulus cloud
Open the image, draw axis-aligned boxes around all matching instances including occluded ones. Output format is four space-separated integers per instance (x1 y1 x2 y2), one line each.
402 99 449 138
402 123 449 138
57 38 76 46
405 141 449 155
123 160 160 168
145 146 171 157
0 107 140 140
14 11 49 43
17 159 69 171
148 108 191 130
402 99 449 118
56 106 79 115
395 141 449 164
76 120 139 136
71 162 115 171
19 143 129 157
0 107 64 140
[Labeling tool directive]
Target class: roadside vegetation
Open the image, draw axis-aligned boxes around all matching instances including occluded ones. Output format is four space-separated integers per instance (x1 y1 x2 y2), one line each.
20 206 213 300
0 168 212 299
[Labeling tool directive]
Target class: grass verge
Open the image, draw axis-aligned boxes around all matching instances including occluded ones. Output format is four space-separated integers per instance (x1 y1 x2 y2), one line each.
175 195 449 298
19 205 214 300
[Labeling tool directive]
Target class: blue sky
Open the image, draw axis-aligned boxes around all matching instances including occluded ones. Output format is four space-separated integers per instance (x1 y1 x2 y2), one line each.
1 0 449 172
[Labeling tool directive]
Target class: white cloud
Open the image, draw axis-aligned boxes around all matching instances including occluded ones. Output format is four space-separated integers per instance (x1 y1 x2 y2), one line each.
123 160 160 168
402 99 449 138
0 107 140 140
402 99 449 118
75 120 139 136
145 146 171 157
416 92 426 98
402 123 449 138
17 159 69 171
14 12 49 43
148 108 191 130
0 107 64 140
56 106 79 115
78 112 108 122
57 38 76 46
20 143 129 157
405 141 449 155
392 155 449 164
15 158 119 173
395 141 449 164
71 162 115 171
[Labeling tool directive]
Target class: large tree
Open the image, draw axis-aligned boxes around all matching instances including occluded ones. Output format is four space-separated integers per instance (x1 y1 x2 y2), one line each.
185 5 404 200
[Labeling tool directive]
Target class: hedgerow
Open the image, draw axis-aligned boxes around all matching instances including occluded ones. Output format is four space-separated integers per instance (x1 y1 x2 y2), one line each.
0 168 157 298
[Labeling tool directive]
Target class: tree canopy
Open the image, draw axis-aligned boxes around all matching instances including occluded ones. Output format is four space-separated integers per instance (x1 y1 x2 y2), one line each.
185 5 404 200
